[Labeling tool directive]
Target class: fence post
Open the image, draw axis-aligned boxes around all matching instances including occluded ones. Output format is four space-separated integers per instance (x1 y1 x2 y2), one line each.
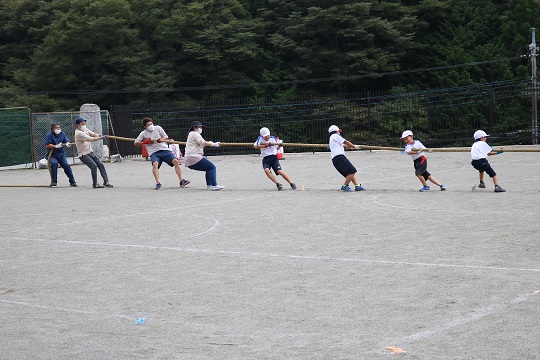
530 28 538 145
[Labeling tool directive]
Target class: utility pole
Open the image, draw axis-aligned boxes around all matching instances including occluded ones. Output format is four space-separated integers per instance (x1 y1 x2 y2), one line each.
530 28 538 145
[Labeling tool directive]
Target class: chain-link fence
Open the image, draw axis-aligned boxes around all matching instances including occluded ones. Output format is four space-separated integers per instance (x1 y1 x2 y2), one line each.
32 111 110 164
0 107 33 169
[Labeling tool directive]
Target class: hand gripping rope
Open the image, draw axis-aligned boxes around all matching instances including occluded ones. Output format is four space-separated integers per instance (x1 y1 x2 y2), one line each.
0 143 69 188
104 136 540 152
0 138 538 187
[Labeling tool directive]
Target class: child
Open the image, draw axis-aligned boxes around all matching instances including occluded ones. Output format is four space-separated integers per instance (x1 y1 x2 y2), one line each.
400 130 447 192
328 125 365 192
253 127 296 190
471 130 505 192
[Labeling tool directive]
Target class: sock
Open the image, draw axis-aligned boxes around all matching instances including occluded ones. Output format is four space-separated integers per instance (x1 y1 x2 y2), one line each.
355 184 360 187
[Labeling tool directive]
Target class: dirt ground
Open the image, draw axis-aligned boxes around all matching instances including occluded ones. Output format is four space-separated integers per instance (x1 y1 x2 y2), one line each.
1 149 539 359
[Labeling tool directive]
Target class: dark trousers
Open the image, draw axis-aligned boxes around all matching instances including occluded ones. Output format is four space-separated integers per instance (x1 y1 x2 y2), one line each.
50 153 75 184
188 158 217 186
80 152 109 185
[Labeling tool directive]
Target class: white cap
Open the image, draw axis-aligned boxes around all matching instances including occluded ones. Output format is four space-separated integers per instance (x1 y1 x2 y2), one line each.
400 130 413 139
328 125 340 133
474 130 489 139
260 127 270 137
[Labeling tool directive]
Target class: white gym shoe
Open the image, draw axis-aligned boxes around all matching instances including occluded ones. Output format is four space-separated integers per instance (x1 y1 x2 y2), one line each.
208 185 225 191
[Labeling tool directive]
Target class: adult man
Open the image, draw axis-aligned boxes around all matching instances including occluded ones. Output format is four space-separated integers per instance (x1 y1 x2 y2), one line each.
134 118 189 190
45 122 77 187
74 117 113 188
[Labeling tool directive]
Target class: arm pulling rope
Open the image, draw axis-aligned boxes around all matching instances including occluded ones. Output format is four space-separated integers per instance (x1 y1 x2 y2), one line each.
106 135 540 152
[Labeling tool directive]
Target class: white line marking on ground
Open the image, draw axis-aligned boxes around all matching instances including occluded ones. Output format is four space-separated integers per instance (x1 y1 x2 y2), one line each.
190 216 220 238
370 194 445 222
8 237 540 273
394 292 537 345
0 299 132 319
371 194 408 209
4 195 263 233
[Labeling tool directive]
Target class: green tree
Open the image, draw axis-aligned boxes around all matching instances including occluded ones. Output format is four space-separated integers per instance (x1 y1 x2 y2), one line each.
153 0 264 99
260 0 421 93
498 0 540 78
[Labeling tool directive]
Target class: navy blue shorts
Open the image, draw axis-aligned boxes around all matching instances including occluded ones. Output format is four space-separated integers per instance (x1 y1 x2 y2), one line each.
150 150 176 168
471 158 496 177
332 155 357 177
413 156 431 180
262 155 282 174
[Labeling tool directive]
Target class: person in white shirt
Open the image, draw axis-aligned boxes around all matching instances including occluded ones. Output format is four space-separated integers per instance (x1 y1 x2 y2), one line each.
470 130 505 192
253 127 296 190
74 117 112 188
328 125 365 192
400 130 447 192
134 118 190 190
184 121 224 191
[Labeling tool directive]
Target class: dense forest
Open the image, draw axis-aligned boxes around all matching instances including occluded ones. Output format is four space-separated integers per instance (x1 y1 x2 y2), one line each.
0 0 539 111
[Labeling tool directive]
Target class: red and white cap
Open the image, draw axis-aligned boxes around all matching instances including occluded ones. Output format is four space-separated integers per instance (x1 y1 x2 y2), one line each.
328 125 341 133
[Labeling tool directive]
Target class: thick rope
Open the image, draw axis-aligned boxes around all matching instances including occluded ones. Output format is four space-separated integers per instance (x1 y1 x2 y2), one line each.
106 135 540 152
0 184 51 187
1 143 75 188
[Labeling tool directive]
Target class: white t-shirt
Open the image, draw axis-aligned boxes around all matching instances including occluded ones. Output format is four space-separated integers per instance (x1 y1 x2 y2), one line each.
471 141 492 160
254 136 278 157
329 133 347 159
135 125 169 156
404 140 426 160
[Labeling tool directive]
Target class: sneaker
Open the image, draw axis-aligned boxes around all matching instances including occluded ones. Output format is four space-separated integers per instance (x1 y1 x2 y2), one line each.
93 184 104 188
440 184 447 191
208 185 225 191
50 182 57 187
276 183 283 190
70 183 78 187
478 181 486 188
341 185 353 192
290 183 297 190
494 185 506 193
180 179 190 187
104 183 114 188
155 183 162 190
355 185 366 191
419 185 430 192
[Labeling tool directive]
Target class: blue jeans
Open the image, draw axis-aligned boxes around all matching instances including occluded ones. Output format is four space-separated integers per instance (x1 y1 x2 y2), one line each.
188 158 217 186
49 153 76 184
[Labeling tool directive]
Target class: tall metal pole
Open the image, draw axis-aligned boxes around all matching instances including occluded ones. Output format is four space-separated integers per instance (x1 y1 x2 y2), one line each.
530 28 538 144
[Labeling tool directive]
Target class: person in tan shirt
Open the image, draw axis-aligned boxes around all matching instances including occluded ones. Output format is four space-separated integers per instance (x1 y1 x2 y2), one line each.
184 121 224 191
74 117 113 188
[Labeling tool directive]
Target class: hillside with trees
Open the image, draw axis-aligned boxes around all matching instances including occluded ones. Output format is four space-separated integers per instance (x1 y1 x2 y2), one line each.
0 0 539 111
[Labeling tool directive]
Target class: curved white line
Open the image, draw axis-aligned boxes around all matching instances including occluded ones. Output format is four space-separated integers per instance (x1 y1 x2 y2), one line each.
188 215 220 238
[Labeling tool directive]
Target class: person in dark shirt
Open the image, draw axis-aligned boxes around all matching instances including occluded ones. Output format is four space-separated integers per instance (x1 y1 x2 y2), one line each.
45 122 77 187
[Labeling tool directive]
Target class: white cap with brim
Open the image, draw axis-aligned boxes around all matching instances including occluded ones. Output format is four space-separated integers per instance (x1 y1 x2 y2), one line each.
328 125 340 133
474 130 489 139
260 127 270 137
400 130 413 139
